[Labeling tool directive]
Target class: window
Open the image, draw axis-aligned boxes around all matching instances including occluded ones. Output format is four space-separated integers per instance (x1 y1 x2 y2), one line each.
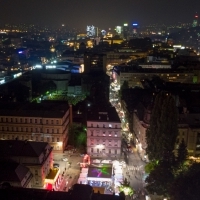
103 124 105 128
22 136 24 140
36 136 38 141
115 132 117 137
41 137 43 141
115 149 117 154
31 136 33 140
26 128 28 132
46 120 48 124
91 130 93 136
51 120 53 124
97 139 99 145
91 139 94 145
97 124 99 128
40 128 42 132
6 118 8 122
47 137 50 142
25 119 27 123
35 119 37 123
57 138 59 142
2 127 4 131
91 148 93 153
56 120 59 124
109 149 111 154
31 128 33 132
97 148 99 153
115 141 118 146
30 119 32 123
52 129 54 134
115 125 117 128
109 132 112 137
57 129 59 134
40 119 42 124
109 124 112 128
47 129 49 133
1 118 3 122
12 135 14 140
91 124 93 127
103 140 105 145
109 141 111 146
103 132 106 137
35 128 38 132
10 118 13 123
52 137 54 142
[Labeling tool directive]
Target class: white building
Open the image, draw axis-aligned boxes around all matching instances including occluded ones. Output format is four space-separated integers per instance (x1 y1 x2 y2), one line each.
87 106 121 158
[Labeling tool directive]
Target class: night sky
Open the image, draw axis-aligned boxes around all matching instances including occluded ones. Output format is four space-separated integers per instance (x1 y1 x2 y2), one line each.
0 0 199 29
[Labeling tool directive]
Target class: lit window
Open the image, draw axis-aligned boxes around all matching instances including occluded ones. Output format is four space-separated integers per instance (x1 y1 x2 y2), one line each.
109 124 112 128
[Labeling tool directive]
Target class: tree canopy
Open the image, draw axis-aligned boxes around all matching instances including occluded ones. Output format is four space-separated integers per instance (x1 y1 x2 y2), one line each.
146 92 178 162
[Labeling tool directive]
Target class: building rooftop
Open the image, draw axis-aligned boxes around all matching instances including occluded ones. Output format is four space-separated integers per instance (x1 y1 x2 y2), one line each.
0 140 51 158
87 106 120 123
0 101 69 118
0 161 30 183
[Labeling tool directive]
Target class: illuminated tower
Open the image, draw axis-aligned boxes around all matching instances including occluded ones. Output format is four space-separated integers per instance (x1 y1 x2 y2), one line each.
192 13 198 27
132 23 138 37
123 23 129 40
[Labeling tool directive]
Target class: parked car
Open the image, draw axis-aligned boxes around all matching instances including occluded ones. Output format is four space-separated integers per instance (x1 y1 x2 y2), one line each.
53 163 59 168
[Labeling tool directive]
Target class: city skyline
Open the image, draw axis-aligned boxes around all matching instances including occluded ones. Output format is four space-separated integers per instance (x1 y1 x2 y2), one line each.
0 0 199 29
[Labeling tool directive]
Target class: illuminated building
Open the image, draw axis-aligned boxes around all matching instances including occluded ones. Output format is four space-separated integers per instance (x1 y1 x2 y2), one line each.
113 67 195 88
115 26 122 37
87 106 121 158
132 23 138 37
0 101 70 152
0 140 53 188
123 23 129 40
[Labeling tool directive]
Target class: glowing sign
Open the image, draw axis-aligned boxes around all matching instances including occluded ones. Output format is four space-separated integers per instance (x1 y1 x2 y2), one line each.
35 64 42 69
46 65 56 69
18 51 23 54
124 23 128 26
86 25 95 37
132 23 138 26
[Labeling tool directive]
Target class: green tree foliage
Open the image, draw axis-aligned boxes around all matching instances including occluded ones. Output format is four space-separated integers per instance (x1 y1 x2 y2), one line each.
119 81 129 97
145 161 174 196
169 163 200 200
68 123 86 148
119 178 134 196
145 160 159 174
146 92 178 162
177 139 188 167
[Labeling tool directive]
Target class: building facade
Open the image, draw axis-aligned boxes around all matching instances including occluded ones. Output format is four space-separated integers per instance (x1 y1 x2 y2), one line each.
133 110 200 161
0 101 70 152
87 107 121 158
0 140 54 188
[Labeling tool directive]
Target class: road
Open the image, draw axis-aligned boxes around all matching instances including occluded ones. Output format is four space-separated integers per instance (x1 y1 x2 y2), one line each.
109 77 148 199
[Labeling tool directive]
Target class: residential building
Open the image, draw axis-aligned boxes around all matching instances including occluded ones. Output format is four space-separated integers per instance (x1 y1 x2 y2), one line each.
112 67 194 88
0 162 33 188
0 140 53 188
87 106 121 158
133 106 200 161
0 101 70 152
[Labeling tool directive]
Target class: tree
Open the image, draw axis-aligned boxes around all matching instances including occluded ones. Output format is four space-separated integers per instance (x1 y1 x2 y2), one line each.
145 160 159 174
119 178 134 196
145 161 174 197
169 163 200 200
177 139 188 167
146 92 178 162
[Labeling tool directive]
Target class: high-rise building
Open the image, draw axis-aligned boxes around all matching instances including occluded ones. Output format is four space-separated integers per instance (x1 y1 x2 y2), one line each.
123 23 129 40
